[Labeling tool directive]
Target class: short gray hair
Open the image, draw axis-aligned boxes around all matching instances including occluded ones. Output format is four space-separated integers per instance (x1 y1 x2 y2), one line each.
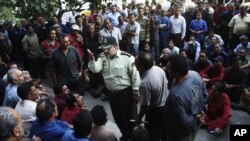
0 107 18 141
7 68 19 84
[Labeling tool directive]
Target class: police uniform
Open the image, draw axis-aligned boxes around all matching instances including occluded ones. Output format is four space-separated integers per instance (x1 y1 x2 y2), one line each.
88 41 141 140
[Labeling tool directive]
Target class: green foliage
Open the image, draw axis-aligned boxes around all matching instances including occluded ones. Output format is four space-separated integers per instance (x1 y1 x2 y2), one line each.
0 6 15 23
0 0 103 21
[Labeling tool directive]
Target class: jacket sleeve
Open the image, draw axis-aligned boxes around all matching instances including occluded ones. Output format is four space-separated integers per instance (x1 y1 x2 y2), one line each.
209 67 225 83
200 65 212 78
216 94 231 129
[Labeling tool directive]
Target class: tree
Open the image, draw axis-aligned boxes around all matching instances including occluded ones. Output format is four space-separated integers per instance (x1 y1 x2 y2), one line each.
0 0 102 21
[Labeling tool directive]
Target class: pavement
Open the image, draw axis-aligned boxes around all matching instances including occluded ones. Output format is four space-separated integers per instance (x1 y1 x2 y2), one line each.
42 79 250 141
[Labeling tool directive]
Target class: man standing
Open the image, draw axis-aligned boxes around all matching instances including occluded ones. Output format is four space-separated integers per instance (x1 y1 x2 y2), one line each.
108 5 121 27
170 6 186 48
51 36 83 92
136 7 150 51
125 13 141 56
87 36 140 141
135 52 169 141
99 18 122 46
22 24 46 79
163 55 207 141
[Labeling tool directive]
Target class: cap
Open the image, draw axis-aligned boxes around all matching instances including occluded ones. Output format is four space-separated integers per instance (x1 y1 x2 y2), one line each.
99 36 117 49
214 56 224 62
71 24 80 31
239 35 248 40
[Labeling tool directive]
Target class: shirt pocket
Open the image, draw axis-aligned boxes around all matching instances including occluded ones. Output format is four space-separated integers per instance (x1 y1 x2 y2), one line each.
113 65 127 79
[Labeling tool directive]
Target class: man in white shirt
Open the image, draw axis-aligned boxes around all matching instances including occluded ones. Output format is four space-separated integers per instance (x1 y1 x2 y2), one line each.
99 18 122 45
170 6 186 48
15 81 39 134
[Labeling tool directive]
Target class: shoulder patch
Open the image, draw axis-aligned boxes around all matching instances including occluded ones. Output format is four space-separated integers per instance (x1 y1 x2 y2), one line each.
98 52 105 57
121 51 132 57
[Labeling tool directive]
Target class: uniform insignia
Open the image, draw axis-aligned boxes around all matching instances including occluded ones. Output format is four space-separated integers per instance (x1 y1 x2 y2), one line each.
103 38 107 44
102 60 107 66
121 51 131 57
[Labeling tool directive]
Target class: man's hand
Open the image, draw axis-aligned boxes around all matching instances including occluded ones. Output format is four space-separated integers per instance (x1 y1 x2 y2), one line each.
87 49 95 60
132 94 140 103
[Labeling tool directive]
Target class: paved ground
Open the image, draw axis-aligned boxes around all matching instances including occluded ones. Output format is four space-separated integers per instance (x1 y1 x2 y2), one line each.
42 79 250 141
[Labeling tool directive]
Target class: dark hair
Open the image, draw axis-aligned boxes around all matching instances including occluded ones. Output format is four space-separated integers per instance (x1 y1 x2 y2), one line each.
91 105 107 126
179 48 186 54
199 50 208 56
65 92 77 108
75 15 82 21
136 52 154 71
7 62 17 68
53 83 65 96
168 54 189 76
131 126 150 141
25 24 33 30
73 109 93 138
36 98 56 121
213 82 225 93
17 81 34 100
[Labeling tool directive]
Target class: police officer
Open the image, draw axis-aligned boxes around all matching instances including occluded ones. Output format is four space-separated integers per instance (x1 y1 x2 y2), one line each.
87 36 141 141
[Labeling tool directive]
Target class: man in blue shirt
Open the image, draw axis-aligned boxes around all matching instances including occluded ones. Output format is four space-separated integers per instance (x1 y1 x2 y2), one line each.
29 99 72 141
3 68 24 108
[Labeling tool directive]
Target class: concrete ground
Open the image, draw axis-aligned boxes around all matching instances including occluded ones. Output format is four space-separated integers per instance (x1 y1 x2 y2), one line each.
42 79 250 141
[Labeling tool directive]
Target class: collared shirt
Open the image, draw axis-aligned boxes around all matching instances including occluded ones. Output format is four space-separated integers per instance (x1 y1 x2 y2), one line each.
99 27 122 45
22 33 42 59
99 12 109 22
136 16 150 41
67 33 84 57
125 22 141 44
234 42 250 59
29 119 70 141
88 50 140 94
118 22 128 37
204 34 224 48
52 47 83 84
15 100 37 122
108 12 121 27
41 39 60 56
228 13 250 35
140 66 169 108
3 84 20 108
170 15 186 39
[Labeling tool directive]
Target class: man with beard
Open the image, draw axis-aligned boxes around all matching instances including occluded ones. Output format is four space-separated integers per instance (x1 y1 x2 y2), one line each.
51 36 83 93
88 36 140 141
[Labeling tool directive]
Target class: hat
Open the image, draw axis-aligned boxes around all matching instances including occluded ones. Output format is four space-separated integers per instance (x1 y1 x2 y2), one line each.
214 56 224 62
99 36 117 49
71 24 80 31
239 35 248 40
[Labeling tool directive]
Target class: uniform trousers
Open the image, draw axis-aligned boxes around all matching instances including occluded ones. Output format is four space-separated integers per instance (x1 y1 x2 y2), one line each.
107 86 136 140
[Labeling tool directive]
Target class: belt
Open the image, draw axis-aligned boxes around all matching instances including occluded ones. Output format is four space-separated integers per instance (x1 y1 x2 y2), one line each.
107 86 131 94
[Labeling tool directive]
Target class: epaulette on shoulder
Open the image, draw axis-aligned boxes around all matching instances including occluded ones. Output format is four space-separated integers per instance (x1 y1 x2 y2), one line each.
98 53 105 57
121 51 132 57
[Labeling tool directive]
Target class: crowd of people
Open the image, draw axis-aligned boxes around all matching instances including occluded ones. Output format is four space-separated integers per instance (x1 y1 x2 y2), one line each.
1 0 250 141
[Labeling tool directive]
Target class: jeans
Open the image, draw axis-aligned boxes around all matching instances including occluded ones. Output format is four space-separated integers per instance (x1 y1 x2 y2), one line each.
128 43 139 56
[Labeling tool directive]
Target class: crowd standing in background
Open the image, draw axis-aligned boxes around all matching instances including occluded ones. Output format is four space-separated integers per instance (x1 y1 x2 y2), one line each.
1 0 250 141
